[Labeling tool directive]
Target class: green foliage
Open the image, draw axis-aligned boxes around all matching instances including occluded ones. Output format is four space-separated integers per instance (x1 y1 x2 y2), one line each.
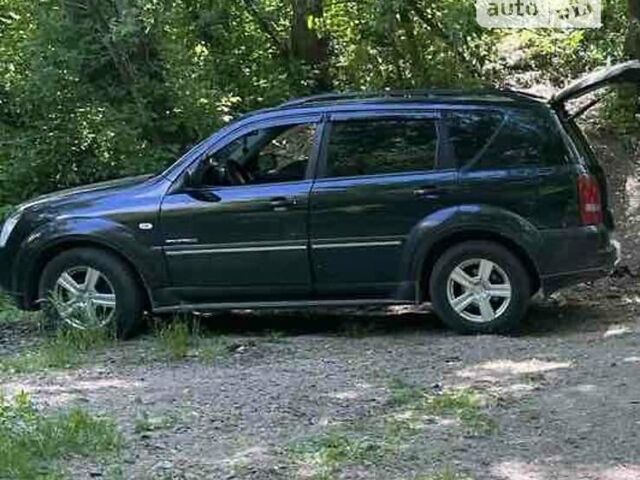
0 0 499 203
0 0 636 203
0 391 121 479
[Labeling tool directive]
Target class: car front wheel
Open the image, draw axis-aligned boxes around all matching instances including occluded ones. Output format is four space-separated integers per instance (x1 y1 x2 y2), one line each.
38 248 144 338
429 241 531 334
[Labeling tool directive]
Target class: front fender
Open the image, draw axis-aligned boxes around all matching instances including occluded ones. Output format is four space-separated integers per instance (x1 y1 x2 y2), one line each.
400 205 543 291
14 217 168 303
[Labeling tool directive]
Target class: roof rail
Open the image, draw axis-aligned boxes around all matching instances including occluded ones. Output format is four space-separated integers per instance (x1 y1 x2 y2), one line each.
278 88 543 109
279 92 381 108
279 90 452 108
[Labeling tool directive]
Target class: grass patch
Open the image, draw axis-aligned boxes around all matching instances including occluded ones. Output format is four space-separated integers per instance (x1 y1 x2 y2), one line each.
387 379 497 435
339 321 378 338
0 391 121 479
155 320 192 360
134 410 178 435
417 468 473 480
290 432 390 480
154 317 229 362
264 330 287 343
0 293 39 325
195 336 230 361
288 381 495 478
0 328 115 374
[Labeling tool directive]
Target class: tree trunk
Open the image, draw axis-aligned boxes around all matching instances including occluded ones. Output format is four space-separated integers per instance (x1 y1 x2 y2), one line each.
627 0 640 59
290 0 332 91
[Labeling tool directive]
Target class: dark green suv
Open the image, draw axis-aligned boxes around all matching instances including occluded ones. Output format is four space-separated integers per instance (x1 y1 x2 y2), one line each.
1 62 637 336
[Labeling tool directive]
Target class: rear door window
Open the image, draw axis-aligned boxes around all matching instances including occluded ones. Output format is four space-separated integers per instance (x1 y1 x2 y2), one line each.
446 109 565 169
445 111 504 165
325 118 440 178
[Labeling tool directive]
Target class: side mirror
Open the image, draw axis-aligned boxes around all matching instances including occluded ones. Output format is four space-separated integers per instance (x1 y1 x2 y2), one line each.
189 190 221 203
182 168 221 203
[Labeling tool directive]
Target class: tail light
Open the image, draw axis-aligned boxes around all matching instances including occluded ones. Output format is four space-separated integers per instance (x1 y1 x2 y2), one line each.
578 174 603 225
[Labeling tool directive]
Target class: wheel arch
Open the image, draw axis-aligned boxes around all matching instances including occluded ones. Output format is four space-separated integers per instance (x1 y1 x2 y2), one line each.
24 239 153 311
417 230 541 302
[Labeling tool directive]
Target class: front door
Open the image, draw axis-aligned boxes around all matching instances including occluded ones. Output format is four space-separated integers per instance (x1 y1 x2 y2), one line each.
309 112 458 299
160 116 322 303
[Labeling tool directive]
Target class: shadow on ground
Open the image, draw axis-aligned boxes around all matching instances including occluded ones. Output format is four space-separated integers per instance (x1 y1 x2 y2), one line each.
160 294 633 339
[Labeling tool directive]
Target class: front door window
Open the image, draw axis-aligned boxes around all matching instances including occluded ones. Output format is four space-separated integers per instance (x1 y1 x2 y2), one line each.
199 123 317 187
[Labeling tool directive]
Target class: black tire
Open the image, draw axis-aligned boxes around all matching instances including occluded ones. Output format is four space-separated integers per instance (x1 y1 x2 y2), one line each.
429 241 531 334
38 248 145 339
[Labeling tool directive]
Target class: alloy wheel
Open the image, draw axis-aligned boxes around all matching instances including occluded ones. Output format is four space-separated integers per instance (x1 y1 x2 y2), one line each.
52 266 117 329
446 258 512 323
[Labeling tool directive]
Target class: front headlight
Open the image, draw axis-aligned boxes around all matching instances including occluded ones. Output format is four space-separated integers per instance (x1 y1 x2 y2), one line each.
0 211 21 248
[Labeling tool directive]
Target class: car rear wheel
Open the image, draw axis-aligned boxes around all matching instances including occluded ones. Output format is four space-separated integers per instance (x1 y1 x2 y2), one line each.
429 241 531 334
38 248 144 338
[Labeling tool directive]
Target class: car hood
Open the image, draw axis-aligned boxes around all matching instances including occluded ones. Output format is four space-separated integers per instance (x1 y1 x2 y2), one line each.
551 60 640 106
16 175 157 213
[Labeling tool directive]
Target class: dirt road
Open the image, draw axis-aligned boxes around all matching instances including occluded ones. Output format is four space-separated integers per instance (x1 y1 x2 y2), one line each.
2 281 639 480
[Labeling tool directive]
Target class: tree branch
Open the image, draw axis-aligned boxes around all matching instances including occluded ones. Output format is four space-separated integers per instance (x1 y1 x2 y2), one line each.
406 0 483 78
241 0 289 58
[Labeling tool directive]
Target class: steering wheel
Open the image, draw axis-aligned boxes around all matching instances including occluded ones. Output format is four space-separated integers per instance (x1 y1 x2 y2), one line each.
227 160 253 185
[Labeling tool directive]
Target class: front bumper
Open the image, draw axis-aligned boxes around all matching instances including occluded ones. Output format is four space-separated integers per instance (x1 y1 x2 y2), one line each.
0 247 22 306
0 247 10 292
539 226 619 295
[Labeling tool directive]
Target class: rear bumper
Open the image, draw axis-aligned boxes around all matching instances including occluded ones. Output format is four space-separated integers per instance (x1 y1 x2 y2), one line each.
539 226 619 295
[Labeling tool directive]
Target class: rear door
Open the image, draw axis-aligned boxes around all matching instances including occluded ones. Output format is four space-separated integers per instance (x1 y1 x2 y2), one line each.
309 110 457 299
449 107 573 229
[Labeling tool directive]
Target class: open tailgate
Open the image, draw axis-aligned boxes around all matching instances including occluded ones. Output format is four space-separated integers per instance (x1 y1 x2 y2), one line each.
551 60 640 107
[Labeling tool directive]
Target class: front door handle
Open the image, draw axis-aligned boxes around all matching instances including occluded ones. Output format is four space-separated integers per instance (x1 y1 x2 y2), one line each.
269 197 297 211
413 186 448 199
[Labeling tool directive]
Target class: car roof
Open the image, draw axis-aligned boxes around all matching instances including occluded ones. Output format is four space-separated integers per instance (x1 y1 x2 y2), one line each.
233 89 547 123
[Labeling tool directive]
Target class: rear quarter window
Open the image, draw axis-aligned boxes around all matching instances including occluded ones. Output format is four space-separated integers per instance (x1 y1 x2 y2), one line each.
446 108 566 169
563 117 599 168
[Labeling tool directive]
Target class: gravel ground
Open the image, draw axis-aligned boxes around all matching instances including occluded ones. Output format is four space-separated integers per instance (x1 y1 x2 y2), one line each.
2 283 640 480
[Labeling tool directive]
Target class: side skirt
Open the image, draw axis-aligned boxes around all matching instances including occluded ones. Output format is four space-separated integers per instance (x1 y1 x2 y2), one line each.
153 299 410 314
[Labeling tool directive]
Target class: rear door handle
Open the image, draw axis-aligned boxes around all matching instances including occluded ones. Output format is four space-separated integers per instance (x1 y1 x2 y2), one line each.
413 186 448 198
269 197 297 211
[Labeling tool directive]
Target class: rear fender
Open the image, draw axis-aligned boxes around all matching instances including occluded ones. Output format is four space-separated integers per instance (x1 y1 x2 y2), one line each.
400 205 543 300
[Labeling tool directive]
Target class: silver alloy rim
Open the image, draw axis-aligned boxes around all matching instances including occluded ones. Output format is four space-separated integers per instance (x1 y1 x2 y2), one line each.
446 258 512 324
53 266 117 329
